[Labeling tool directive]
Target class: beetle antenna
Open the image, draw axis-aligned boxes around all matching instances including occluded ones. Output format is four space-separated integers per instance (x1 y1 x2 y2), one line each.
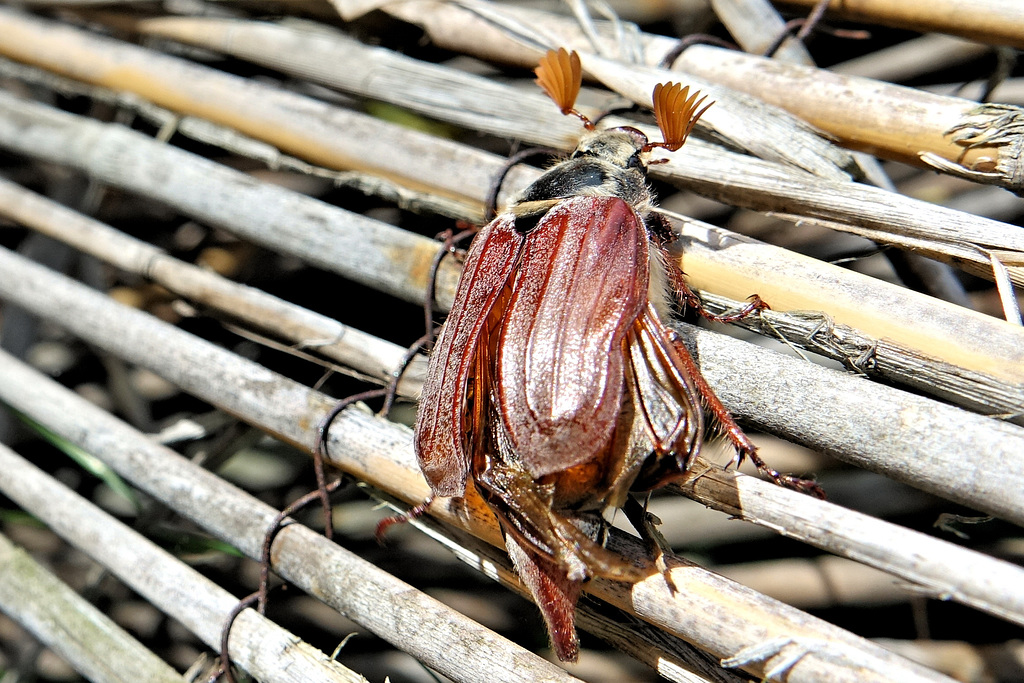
535 48 595 130
648 82 713 153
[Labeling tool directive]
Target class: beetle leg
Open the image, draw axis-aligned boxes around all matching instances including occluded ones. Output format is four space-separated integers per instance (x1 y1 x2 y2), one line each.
374 496 434 541
621 495 678 594
625 306 703 477
645 226 770 324
473 449 640 582
665 253 771 324
473 450 644 663
665 330 826 498
469 429 650 661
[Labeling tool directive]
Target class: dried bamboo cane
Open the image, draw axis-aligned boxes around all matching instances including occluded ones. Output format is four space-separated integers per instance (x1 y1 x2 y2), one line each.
831 34 991 81
714 555 916 609
3 7 1022 284
3 160 1021 548
2 163 1015 524
366 3 1020 324
0 531 187 683
0 388 725 683
0 92 460 309
778 0 1024 49
0 2 1015 679
707 0 971 305
669 44 1024 193
1 87 1021 416
398 509 749 683
125 15 853 180
100 15 1011 285
691 288 1024 421
0 176 425 398
0 387 743 683
873 638 1024 683
711 0 812 59
3 117 1018 417
0 447 366 683
0 51 481 221
709 0 893 180
0 7 492 214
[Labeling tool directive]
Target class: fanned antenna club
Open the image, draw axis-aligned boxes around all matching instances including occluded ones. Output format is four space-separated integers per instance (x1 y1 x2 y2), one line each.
535 47 593 129
650 82 712 152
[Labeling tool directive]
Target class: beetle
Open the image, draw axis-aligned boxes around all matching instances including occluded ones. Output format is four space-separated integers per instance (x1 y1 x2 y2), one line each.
412 48 819 661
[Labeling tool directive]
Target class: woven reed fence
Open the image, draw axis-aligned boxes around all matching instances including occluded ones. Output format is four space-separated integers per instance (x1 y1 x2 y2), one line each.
0 1 1022 681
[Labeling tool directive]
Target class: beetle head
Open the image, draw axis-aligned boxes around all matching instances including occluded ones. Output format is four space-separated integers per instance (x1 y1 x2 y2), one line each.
514 50 713 218
571 126 648 170
513 125 652 217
